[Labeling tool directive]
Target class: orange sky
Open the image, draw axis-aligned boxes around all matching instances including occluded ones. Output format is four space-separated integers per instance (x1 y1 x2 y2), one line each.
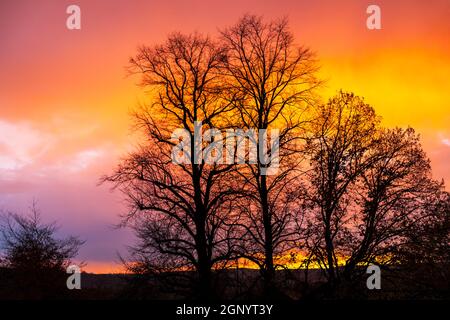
0 0 449 273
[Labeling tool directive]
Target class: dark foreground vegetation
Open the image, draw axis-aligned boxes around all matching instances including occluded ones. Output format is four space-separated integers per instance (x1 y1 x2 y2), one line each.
1 267 447 300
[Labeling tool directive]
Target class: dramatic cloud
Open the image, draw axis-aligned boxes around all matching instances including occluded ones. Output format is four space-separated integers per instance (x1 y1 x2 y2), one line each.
0 120 53 172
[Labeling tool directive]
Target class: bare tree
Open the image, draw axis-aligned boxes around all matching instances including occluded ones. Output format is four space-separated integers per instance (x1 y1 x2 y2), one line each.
302 91 381 288
389 182 449 298
100 17 449 300
342 127 441 280
398 188 449 266
0 204 83 299
102 32 241 299
220 14 321 294
303 91 444 295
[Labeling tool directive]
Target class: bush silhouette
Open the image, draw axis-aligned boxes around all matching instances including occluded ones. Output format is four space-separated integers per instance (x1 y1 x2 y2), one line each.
0 205 83 299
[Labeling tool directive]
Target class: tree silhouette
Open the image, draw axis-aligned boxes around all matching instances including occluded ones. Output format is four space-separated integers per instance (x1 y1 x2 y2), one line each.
220 14 321 295
302 91 381 288
342 127 440 278
392 188 450 298
102 33 242 299
302 91 445 296
0 204 83 299
102 16 449 301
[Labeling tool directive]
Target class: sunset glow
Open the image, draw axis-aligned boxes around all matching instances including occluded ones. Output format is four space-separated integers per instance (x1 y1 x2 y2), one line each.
0 0 448 273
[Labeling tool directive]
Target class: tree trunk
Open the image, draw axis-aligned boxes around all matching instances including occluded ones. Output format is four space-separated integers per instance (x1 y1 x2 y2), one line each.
260 174 275 295
324 219 337 286
196 220 213 300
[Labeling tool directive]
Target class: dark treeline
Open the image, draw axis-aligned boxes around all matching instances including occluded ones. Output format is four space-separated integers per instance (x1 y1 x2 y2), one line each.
102 15 449 300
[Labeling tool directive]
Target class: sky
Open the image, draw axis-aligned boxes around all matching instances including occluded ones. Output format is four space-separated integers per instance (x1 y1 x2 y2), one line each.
0 0 449 273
